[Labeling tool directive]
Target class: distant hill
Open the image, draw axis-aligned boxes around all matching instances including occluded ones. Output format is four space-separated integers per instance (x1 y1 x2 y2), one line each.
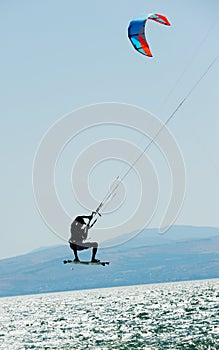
0 226 218 297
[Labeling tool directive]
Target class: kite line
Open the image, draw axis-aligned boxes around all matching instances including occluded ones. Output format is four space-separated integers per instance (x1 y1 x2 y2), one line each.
90 54 219 224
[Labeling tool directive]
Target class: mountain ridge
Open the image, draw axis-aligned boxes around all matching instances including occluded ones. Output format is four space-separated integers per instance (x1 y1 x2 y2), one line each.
0 225 218 297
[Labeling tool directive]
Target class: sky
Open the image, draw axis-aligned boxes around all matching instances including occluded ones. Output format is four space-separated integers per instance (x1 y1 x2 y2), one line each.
1 0 219 259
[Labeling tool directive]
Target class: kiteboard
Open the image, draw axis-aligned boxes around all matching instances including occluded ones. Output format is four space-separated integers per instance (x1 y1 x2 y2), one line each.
63 260 110 267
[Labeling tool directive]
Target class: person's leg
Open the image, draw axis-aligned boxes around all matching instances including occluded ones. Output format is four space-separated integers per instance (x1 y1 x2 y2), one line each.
71 242 99 262
70 243 79 261
91 247 97 261
91 242 99 262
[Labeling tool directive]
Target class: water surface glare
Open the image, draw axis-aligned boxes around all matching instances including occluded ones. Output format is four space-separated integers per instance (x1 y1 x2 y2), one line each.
0 279 218 349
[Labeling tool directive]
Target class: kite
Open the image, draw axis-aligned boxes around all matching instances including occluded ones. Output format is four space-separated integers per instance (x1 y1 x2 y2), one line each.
128 13 171 57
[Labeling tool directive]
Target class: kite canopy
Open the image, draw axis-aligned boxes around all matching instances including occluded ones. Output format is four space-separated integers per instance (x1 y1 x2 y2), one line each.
128 13 171 57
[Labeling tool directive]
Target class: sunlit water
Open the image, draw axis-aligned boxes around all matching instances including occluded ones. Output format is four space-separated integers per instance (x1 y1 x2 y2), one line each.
0 279 218 349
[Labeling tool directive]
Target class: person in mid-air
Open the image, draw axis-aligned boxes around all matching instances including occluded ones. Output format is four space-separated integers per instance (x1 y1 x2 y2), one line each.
68 213 99 262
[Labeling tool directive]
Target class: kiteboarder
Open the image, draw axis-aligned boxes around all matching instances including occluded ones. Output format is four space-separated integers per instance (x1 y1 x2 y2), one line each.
68 213 100 263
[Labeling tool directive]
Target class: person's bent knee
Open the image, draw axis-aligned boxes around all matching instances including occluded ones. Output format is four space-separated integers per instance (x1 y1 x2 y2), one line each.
93 242 98 248
70 243 76 250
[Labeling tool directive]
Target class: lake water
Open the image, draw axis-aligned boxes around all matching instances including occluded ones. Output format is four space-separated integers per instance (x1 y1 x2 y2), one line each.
0 279 218 349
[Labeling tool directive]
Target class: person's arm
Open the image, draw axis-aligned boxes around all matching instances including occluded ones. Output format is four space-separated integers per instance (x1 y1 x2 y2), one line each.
81 213 95 240
81 213 94 221
82 212 95 228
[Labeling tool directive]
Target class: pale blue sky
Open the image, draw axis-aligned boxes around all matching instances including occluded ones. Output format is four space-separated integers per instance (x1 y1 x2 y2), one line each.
1 1 219 258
